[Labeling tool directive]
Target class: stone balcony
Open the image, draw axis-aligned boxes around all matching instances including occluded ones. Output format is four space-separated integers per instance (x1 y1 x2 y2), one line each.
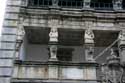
12 61 99 83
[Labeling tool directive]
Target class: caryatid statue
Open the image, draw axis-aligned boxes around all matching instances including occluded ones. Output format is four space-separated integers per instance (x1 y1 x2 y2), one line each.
49 28 58 43
84 29 94 44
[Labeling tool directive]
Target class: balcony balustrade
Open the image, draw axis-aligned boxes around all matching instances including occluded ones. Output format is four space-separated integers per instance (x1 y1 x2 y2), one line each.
12 61 98 82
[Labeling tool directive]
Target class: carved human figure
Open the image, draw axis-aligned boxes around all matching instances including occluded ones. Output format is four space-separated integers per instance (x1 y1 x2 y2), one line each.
49 28 58 42
84 29 94 43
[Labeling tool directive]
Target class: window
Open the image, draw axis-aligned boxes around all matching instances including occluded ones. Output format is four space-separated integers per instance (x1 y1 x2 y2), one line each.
57 48 74 61
28 0 52 7
58 0 83 8
90 0 113 10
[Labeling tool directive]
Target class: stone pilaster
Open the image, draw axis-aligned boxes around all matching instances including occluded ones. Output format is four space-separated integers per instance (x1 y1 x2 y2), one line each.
84 29 95 62
0 0 22 83
112 0 123 10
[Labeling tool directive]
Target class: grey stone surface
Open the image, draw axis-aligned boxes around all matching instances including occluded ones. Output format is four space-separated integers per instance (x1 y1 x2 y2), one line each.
4 13 18 20
2 27 17 34
0 68 12 76
0 59 13 67
7 0 21 6
1 35 16 42
0 77 10 83
3 20 18 27
5 6 20 13
2 0 125 83
0 50 14 58
0 42 16 50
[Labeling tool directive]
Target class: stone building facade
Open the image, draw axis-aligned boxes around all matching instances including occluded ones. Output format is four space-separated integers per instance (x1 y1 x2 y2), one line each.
1 0 125 83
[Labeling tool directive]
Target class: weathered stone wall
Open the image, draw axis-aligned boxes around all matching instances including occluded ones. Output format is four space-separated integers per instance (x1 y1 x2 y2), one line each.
0 0 23 83
1 0 125 83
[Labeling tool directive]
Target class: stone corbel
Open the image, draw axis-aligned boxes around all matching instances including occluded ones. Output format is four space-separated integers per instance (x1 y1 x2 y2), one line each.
112 0 123 10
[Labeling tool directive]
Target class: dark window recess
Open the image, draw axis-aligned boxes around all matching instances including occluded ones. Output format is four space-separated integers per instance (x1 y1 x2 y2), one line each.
58 0 83 8
90 0 113 10
57 48 74 61
123 0 125 9
28 0 52 7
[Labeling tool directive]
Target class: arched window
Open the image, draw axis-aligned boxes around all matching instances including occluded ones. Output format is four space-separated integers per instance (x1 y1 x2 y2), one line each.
90 0 113 10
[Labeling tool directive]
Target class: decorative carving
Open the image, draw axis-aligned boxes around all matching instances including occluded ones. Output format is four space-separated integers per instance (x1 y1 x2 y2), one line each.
49 45 58 61
52 0 59 7
49 28 58 43
17 18 25 41
83 0 91 8
113 0 123 10
84 29 94 43
119 31 125 41
86 46 94 61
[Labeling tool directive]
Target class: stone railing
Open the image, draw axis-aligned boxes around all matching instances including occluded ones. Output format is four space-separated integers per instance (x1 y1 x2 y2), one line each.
12 61 99 82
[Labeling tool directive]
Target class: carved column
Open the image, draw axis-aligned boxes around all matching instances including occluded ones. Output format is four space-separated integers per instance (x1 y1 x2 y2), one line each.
84 29 95 62
112 0 123 10
83 0 91 9
118 30 125 65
